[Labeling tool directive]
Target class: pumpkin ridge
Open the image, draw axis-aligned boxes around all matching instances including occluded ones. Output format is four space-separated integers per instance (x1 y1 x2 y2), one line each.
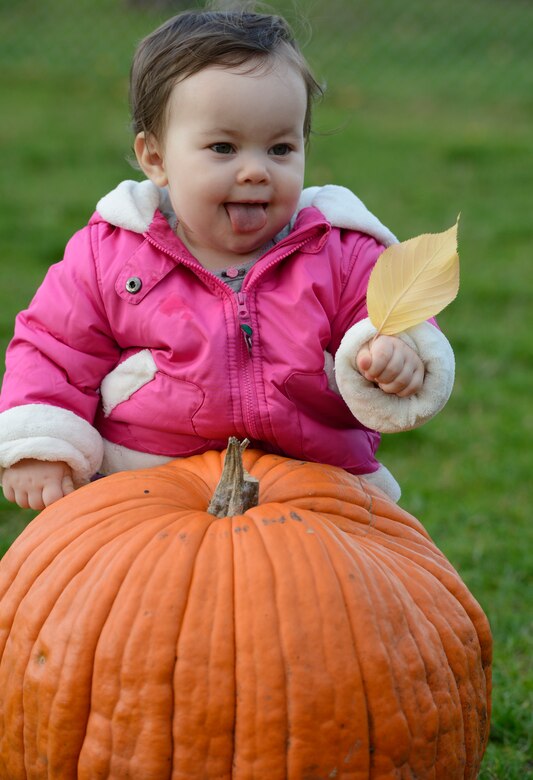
318 514 481 776
24 508 193 777
364 548 464 774
249 504 368 778
328 526 411 774
380 549 490 776
231 505 289 778
80 511 219 778
1 508 175 776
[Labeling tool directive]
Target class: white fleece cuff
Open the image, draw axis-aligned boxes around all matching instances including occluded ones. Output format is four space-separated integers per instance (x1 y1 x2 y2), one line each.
360 463 401 503
0 404 104 486
335 319 455 433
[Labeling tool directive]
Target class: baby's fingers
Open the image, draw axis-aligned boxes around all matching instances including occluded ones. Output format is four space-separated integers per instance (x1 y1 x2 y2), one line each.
41 475 75 508
1 477 35 509
1 480 17 506
5 485 45 511
378 362 424 396
358 338 399 384
355 344 373 373
394 364 425 397
26 488 47 511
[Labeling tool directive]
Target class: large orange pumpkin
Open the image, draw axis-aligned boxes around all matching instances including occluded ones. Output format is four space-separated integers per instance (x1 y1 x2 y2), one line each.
0 441 491 779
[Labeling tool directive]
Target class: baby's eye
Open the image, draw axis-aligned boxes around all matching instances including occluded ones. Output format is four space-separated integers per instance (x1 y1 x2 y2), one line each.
211 143 234 155
270 143 292 156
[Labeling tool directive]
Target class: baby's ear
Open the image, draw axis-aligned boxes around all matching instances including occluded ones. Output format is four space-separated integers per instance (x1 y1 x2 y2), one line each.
134 132 168 187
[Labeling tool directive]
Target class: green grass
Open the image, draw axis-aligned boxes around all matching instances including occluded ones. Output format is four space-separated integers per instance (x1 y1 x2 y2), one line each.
1 1 532 776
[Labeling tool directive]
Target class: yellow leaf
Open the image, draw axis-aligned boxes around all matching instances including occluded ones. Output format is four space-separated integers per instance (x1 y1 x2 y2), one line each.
366 219 460 335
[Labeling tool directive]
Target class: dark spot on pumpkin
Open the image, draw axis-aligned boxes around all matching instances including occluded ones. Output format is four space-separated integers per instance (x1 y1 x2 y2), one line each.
290 511 303 522
36 652 46 665
158 531 169 539
144 489 150 494
179 532 187 541
261 516 286 525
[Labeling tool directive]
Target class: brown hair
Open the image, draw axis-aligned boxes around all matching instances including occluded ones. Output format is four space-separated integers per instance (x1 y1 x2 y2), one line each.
130 9 322 144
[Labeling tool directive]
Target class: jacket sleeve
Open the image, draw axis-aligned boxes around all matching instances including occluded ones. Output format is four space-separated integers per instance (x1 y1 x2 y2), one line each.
330 231 455 433
0 224 121 484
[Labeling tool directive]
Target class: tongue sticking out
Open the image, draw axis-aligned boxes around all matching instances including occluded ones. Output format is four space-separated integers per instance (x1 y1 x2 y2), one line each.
225 203 267 234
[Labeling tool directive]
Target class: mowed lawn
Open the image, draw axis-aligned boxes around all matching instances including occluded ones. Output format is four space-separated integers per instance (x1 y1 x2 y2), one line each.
0 1 531 777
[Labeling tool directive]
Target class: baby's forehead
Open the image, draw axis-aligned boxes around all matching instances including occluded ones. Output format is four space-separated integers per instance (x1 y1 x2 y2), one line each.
176 57 306 95
177 54 306 88
166 63 307 131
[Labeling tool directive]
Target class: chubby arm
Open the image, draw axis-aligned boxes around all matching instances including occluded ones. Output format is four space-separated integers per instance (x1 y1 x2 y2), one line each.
2 460 74 510
329 233 455 432
0 224 120 484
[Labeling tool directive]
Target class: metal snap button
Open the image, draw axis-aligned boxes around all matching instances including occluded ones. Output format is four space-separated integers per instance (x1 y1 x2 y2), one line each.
125 276 142 294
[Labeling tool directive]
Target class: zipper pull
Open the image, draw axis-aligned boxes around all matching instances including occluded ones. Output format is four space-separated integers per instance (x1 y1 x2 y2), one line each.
236 292 253 353
236 292 249 318
240 323 253 353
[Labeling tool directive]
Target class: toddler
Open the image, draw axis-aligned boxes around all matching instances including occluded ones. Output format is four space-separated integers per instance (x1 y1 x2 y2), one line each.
0 8 454 510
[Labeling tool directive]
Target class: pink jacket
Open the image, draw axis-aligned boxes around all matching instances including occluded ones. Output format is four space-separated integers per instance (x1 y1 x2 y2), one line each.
0 183 455 500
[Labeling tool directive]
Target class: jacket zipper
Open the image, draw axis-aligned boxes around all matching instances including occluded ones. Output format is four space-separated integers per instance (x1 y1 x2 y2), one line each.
143 236 261 439
145 232 321 443
234 290 260 438
243 238 317 290
236 292 253 353
234 238 315 440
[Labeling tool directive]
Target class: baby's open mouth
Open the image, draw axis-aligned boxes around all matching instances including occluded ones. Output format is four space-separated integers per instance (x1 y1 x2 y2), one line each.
225 202 268 234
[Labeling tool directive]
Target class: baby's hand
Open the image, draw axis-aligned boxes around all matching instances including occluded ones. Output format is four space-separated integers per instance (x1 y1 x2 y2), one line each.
1 459 75 510
356 335 424 397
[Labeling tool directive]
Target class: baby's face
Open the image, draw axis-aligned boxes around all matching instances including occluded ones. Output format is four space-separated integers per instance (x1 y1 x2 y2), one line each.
141 59 307 270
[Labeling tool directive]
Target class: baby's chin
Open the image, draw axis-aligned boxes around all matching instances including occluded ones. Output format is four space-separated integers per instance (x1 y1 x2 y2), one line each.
225 231 278 258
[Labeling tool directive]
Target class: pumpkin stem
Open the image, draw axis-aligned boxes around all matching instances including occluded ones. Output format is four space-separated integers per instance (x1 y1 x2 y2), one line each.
207 438 259 517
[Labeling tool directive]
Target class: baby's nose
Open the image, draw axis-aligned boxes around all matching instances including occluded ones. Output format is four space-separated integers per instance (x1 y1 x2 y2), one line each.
237 153 270 184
